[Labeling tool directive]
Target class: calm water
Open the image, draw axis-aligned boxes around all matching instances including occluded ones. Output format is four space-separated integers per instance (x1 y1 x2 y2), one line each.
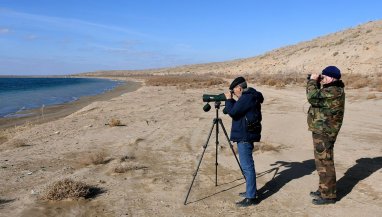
0 77 123 118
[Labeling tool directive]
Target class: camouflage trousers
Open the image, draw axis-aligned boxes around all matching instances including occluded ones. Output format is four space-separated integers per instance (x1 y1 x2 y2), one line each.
312 132 337 199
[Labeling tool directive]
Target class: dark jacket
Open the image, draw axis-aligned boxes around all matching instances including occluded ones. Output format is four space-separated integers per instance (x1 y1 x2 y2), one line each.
225 87 264 142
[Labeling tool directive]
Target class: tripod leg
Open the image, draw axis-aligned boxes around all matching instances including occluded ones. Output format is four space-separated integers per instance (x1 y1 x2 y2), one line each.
215 118 219 187
218 119 246 180
184 119 217 205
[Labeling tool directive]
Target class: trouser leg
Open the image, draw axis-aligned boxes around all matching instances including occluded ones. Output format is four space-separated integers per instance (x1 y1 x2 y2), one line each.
237 142 256 199
312 133 337 199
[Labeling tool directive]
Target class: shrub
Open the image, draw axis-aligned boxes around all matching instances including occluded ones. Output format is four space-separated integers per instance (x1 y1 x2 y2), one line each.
42 179 93 200
109 118 122 127
145 75 227 89
88 150 110 165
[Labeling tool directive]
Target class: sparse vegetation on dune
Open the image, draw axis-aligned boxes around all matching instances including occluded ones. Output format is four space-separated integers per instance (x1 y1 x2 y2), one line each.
145 74 227 89
142 72 382 91
343 73 382 90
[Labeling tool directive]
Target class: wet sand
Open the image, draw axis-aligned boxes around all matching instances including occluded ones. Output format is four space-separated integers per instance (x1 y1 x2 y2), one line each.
0 80 141 129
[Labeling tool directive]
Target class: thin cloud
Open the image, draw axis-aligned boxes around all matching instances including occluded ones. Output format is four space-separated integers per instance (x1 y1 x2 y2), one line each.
1 9 149 38
0 28 10 34
25 34 39 40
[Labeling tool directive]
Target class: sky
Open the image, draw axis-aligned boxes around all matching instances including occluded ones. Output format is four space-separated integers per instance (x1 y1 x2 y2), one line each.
0 1 381 75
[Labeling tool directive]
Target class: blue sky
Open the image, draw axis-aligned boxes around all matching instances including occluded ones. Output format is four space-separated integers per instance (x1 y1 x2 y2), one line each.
0 1 381 75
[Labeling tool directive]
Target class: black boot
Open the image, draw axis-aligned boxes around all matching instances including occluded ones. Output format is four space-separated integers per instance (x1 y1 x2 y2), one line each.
236 198 259 207
312 197 336 205
238 192 246 198
309 190 321 199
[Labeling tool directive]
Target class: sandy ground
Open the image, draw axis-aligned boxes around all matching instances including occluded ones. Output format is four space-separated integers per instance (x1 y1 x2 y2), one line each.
0 81 381 217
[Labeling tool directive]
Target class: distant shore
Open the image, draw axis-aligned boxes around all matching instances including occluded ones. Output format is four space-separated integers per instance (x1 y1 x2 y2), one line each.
0 80 141 129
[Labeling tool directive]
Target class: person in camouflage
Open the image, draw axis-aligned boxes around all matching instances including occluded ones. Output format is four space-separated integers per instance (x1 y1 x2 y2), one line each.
306 66 345 205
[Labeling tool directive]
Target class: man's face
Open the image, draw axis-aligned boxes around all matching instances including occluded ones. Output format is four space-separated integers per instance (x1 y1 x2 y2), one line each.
233 85 243 98
321 75 334 84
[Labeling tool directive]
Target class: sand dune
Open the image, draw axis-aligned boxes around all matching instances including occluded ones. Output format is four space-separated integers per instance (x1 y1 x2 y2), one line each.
80 20 382 77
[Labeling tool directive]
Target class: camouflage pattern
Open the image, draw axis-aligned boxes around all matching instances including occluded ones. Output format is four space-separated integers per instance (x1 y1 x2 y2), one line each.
307 79 345 200
312 133 337 199
306 80 345 137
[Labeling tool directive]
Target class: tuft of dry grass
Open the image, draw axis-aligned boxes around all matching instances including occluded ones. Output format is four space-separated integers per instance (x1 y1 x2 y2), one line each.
254 141 286 153
10 139 29 147
343 73 382 91
42 178 95 200
108 118 122 127
247 72 306 87
145 75 227 89
88 150 110 165
114 164 148 173
120 155 136 162
0 135 7 145
366 93 377 99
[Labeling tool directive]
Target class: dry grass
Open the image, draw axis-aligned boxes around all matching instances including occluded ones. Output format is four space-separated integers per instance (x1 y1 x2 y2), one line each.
367 93 377 99
145 74 227 89
130 138 144 146
343 73 382 91
114 164 148 173
247 72 306 88
0 198 14 206
254 141 286 153
120 154 136 162
0 135 7 145
108 118 122 127
87 150 110 165
42 178 96 200
10 139 29 147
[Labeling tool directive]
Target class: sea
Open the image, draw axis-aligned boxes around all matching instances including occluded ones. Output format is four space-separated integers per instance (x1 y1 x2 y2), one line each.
0 77 123 118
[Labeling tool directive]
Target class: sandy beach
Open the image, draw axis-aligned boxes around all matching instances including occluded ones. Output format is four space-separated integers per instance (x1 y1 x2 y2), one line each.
0 79 381 217
0 79 141 129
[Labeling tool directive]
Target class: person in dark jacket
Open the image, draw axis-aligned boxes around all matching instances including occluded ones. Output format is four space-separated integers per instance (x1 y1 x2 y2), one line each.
224 76 264 207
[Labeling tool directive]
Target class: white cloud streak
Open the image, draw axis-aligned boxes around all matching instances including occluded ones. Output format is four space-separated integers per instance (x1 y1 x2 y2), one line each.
1 9 149 38
0 28 10 34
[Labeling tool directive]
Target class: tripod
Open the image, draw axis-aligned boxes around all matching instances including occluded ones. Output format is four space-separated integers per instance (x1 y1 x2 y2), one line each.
184 101 246 205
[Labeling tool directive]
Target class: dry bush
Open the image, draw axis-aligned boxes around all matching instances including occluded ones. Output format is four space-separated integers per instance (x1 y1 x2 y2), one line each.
376 85 382 92
114 164 148 173
0 198 14 205
367 93 377 99
130 138 144 146
120 155 136 162
0 135 7 145
10 139 29 147
254 142 286 153
343 73 382 90
42 178 94 200
145 75 227 89
247 73 305 87
88 150 110 165
108 118 122 127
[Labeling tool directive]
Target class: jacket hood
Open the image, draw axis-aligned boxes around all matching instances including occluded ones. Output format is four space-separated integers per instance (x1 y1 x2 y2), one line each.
243 87 264 104
323 80 345 88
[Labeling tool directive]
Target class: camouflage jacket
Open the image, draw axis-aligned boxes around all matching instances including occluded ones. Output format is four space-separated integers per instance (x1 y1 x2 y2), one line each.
306 79 345 137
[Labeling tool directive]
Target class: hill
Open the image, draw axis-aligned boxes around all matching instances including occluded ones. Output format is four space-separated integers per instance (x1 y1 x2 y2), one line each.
79 20 382 77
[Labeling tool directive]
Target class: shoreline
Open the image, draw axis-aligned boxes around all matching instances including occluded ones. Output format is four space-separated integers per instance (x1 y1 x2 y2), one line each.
0 80 141 129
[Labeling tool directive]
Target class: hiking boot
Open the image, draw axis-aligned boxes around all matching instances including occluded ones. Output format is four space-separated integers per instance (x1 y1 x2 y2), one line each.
239 192 246 198
309 190 321 199
312 197 336 205
236 198 259 207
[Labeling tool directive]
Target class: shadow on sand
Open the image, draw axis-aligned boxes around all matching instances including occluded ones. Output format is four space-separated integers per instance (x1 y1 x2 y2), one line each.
257 159 316 201
337 156 382 201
